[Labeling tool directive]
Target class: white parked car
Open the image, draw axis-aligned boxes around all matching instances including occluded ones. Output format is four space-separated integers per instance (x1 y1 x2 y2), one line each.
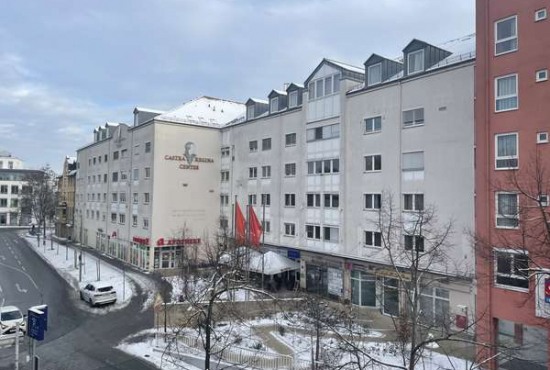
79 282 117 306
0 306 26 336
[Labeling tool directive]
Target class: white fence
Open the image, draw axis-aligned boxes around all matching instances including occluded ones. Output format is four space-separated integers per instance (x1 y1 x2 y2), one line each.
161 333 312 370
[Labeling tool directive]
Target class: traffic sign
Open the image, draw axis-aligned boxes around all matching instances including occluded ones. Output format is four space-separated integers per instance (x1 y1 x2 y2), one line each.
27 307 46 341
33 305 48 331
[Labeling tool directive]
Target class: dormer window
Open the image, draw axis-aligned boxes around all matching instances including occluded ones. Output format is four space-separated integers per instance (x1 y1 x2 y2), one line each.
247 105 255 120
270 97 279 113
407 49 424 75
289 91 298 108
367 63 382 86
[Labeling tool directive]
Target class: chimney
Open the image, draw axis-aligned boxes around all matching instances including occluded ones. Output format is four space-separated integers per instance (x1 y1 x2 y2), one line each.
283 82 290 91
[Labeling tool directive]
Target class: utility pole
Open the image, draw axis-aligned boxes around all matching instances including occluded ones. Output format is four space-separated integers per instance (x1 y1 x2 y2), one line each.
79 213 83 282
14 321 20 370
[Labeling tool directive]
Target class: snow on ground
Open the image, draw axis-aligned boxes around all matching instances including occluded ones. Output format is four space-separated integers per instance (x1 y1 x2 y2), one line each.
164 275 258 303
23 235 134 314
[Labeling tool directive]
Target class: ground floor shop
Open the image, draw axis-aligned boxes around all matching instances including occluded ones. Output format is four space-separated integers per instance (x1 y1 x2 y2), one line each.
0 211 30 226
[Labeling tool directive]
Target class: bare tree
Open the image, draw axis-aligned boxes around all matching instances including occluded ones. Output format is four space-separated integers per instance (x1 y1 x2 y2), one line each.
21 165 57 245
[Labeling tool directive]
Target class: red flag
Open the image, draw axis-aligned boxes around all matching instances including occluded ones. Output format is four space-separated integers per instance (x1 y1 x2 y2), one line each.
249 206 263 248
235 202 246 244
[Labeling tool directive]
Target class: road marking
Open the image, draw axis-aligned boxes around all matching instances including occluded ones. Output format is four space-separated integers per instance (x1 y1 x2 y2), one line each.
21 266 26 272
0 255 5 260
15 283 28 293
0 284 3 293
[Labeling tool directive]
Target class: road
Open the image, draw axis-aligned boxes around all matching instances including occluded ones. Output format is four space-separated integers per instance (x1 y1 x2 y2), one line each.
0 229 158 370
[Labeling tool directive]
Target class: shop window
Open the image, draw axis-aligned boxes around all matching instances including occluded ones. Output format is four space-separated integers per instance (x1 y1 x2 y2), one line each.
351 271 376 307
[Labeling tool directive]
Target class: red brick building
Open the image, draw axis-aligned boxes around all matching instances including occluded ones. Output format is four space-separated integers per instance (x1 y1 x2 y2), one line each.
475 0 550 369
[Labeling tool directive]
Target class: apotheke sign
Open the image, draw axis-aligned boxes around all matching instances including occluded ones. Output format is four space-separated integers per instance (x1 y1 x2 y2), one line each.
164 141 214 170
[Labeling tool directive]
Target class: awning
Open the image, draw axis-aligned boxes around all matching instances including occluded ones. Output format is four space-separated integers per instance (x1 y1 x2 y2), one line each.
247 251 300 275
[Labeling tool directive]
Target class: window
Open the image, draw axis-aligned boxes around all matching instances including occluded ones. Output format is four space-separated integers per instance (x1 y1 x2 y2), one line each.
403 194 424 211
261 166 271 178
220 194 229 206
403 108 424 127
324 194 339 208
249 167 257 179
308 82 315 101
495 16 518 55
495 250 529 290
113 151 119 160
111 213 117 223
121 149 128 158
407 49 424 74
306 225 321 240
103 193 107 202
324 76 333 95
307 159 339 174
10 199 18 208
419 287 450 325
307 193 321 208
249 140 258 152
285 163 296 177
270 97 279 113
145 141 151 153
316 79 323 98
364 193 382 210
144 193 150 204
538 195 549 207
0 186 6 194
98 156 101 163
284 194 296 207
495 133 518 169
537 132 548 144
247 105 255 120
404 235 424 252
133 193 138 204
323 227 339 242
306 124 340 142
262 220 271 233
10 186 18 194
221 147 230 157
112 172 118 182
112 192 118 203
133 168 139 180
364 155 382 172
220 217 229 229
402 151 424 171
285 133 297 146
143 218 149 229
0 199 7 207
262 138 271 151
119 214 125 224
495 74 518 112
248 194 257 205
536 8 547 21
221 171 230 182
93 157 96 165
120 171 128 181
284 223 296 236
351 271 376 307
333 74 341 92
261 193 271 206
536 69 548 82
132 215 138 227
104 174 107 183
289 90 298 108
134 144 139 155
365 116 382 134
496 193 519 228
367 63 382 86
364 231 382 248
120 192 126 203
145 167 151 178
104 154 108 162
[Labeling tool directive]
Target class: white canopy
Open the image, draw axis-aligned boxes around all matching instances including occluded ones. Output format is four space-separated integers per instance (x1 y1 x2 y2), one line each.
247 251 300 275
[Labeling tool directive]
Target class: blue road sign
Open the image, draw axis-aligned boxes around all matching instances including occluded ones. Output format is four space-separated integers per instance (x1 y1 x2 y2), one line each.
34 305 48 331
287 249 300 259
27 308 45 341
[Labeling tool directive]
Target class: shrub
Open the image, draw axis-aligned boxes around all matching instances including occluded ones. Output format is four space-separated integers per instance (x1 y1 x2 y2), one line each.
278 325 286 336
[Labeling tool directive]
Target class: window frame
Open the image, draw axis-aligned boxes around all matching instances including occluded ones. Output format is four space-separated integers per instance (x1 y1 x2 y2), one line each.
407 49 425 75
495 192 519 229
364 154 382 172
306 193 321 208
403 193 424 212
494 248 529 292
494 15 518 56
537 132 549 144
270 97 279 113
262 138 272 151
364 193 382 211
284 162 297 177
248 167 257 179
495 132 519 170
364 116 382 134
536 69 548 82
285 133 297 147
249 140 258 152
288 90 298 108
305 224 321 240
284 193 296 208
495 74 519 113
364 230 382 248
535 8 547 22
261 165 271 179
402 108 425 128
367 63 382 86
284 222 296 237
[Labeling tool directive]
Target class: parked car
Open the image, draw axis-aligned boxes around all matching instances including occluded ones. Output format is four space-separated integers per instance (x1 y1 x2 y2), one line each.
0 306 26 336
79 282 117 306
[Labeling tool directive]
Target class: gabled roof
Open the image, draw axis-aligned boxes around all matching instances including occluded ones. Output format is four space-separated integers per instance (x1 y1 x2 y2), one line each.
304 58 364 86
286 83 304 91
246 98 269 105
268 89 287 98
155 96 245 128
402 38 451 58
133 107 165 115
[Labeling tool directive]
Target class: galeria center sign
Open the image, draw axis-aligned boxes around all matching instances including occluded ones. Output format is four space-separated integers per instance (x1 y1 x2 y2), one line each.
535 271 550 318
165 141 214 170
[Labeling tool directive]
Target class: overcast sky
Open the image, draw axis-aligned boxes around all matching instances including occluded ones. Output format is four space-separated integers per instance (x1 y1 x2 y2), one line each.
0 0 474 172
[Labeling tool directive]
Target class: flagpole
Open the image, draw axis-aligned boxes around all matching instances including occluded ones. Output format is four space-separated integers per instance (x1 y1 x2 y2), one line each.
261 201 266 291
232 196 237 240
246 204 251 300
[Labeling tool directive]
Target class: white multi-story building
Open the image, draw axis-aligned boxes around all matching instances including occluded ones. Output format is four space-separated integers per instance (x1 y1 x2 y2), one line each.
75 35 476 321
0 150 36 226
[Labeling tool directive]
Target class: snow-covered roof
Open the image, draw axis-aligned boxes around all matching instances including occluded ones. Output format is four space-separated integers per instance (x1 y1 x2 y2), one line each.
325 58 364 74
248 251 300 275
248 98 269 104
156 96 245 128
133 107 165 114
272 90 287 96
66 156 77 164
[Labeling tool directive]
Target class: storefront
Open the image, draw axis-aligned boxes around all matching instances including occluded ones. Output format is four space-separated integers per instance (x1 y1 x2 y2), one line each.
306 262 343 300
351 270 377 307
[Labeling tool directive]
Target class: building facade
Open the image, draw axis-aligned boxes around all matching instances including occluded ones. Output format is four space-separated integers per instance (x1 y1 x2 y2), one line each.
74 35 478 326
55 156 77 239
0 150 36 227
475 0 550 369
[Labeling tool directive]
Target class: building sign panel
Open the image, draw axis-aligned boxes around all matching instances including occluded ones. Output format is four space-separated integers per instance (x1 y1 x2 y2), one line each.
164 142 214 170
156 237 201 247
327 267 343 297
536 272 550 318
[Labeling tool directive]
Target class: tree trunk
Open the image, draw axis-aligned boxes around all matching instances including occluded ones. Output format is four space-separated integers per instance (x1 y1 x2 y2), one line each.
43 218 47 245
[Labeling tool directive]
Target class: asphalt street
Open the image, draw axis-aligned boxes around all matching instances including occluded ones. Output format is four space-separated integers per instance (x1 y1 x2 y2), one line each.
0 229 158 370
